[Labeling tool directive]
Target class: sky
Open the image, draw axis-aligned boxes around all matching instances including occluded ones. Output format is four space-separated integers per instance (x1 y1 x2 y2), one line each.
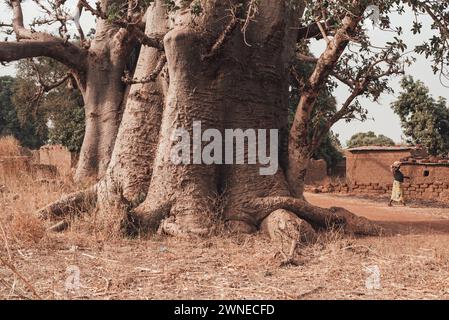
1 1 448 146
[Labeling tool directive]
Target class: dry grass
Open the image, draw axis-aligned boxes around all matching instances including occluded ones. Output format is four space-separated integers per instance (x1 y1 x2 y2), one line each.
1 166 449 299
0 136 22 157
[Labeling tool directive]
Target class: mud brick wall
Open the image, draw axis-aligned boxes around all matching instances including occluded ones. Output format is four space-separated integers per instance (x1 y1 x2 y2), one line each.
305 159 327 185
349 181 449 202
346 150 413 185
329 163 449 202
325 147 449 202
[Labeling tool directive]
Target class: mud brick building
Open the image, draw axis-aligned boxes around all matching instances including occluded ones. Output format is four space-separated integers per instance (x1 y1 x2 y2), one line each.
345 146 449 202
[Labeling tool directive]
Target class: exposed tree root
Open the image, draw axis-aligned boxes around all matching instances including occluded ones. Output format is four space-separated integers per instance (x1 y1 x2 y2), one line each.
133 198 215 238
37 189 384 242
36 186 98 220
261 209 317 265
248 196 384 236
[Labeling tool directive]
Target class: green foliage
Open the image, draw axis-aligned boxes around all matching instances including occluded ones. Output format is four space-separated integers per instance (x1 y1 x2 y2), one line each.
11 58 85 152
313 131 344 174
164 0 180 12
191 0 203 16
392 76 449 156
106 3 122 23
346 131 395 148
0 76 47 149
46 90 85 153
407 0 449 83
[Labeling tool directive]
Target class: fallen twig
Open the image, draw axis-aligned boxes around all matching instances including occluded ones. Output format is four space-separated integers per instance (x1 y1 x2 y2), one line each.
0 255 42 299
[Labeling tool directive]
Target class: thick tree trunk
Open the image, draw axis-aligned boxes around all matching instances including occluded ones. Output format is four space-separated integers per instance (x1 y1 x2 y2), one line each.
38 0 383 243
74 20 132 182
134 1 232 236
94 1 168 233
222 1 301 232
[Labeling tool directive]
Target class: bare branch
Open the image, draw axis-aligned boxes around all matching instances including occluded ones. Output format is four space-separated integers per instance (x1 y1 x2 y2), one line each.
203 4 241 60
296 52 318 63
0 41 87 72
331 71 355 89
79 0 164 50
316 20 330 44
122 53 166 84
1 0 87 71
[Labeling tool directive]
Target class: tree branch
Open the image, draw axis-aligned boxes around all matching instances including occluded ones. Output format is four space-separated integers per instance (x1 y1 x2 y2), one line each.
202 4 241 60
296 19 336 41
1 0 88 72
79 0 164 50
122 53 166 84
296 52 318 63
0 40 87 72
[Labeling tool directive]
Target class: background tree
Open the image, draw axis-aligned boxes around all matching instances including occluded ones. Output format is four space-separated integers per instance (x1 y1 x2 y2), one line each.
12 58 85 152
289 55 343 174
47 96 85 153
286 0 409 197
392 76 449 156
0 0 162 181
346 131 396 148
0 75 47 148
314 132 344 174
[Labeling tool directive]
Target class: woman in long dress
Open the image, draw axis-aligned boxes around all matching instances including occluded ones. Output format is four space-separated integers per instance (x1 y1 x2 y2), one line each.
388 161 410 207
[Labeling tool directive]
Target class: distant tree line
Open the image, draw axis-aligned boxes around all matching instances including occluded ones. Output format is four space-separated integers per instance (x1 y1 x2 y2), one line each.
346 131 395 149
0 58 85 152
392 77 449 157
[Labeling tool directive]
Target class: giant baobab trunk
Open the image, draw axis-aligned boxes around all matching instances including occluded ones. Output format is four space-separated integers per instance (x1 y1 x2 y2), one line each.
73 19 136 182
38 0 383 243
94 1 168 233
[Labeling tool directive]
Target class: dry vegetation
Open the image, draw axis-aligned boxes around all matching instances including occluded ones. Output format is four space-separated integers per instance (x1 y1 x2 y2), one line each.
0 136 22 157
1 138 449 300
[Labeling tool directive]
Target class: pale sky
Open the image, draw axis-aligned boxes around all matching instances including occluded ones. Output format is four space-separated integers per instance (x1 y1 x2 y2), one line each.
1 1 448 146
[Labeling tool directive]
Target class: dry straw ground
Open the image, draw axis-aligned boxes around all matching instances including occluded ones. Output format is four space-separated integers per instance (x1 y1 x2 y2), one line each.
1 137 449 300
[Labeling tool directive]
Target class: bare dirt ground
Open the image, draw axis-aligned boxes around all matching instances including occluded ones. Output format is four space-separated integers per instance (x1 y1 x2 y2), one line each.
307 193 449 235
1 184 449 300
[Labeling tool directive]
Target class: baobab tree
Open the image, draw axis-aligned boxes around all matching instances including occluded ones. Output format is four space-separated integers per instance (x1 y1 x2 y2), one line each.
0 0 161 181
33 0 385 243
2 0 448 251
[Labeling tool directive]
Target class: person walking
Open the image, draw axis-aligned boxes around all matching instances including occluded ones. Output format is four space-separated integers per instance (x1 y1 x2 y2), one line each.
388 161 410 206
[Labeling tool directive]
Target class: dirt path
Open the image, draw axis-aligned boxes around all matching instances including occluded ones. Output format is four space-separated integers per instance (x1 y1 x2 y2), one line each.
305 192 449 234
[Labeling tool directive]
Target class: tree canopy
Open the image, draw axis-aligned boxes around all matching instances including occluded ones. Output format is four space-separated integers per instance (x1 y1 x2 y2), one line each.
13 58 85 152
1 58 85 151
0 75 47 148
392 76 449 156
346 131 395 148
